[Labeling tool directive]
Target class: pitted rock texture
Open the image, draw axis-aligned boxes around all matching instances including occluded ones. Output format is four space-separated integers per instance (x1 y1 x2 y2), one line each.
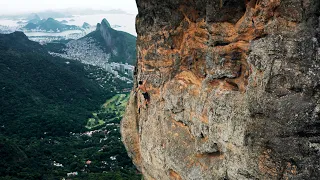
121 0 320 179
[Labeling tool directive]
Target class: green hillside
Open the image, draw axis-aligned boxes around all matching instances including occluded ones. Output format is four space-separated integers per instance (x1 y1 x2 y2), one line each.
0 32 139 179
0 31 110 137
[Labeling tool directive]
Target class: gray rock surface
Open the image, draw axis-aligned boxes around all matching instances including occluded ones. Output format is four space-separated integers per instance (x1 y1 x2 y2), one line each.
122 0 320 179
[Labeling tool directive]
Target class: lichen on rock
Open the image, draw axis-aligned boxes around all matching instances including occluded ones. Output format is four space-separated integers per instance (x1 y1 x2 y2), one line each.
121 0 320 179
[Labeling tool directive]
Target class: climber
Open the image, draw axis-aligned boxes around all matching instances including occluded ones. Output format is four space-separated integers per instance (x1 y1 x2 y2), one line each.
136 79 150 109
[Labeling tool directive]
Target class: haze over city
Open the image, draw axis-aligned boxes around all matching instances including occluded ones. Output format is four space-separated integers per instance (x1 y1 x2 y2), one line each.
0 0 138 15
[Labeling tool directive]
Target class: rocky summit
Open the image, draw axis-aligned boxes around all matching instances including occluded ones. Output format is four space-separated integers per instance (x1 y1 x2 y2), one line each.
121 0 320 179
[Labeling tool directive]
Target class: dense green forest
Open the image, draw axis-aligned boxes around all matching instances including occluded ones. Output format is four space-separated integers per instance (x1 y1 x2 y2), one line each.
0 32 139 179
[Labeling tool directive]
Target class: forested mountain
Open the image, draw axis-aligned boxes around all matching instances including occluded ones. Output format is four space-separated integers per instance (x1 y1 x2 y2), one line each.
45 19 136 66
0 31 120 137
86 18 136 65
23 18 80 32
0 32 139 179
26 14 41 24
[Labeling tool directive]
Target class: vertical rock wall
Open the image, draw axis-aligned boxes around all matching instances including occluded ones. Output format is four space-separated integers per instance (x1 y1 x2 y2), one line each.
121 0 320 179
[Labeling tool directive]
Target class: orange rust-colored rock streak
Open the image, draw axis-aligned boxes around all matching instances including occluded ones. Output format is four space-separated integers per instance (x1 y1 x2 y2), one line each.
122 0 320 179
169 169 183 180
138 0 283 94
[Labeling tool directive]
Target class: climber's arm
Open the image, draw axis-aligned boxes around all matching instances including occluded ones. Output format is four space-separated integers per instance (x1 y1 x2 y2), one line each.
135 87 139 93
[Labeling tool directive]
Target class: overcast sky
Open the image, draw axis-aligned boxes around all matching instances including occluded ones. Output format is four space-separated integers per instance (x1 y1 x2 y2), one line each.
0 0 138 15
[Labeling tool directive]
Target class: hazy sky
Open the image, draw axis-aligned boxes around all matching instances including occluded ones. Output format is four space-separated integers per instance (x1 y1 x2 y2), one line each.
0 0 138 15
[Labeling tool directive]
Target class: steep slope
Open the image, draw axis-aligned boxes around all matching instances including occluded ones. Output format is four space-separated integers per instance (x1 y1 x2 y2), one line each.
0 31 127 137
0 32 138 179
121 0 320 179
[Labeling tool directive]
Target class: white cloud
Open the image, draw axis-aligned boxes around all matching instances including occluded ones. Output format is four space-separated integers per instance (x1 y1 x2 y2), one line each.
0 0 138 15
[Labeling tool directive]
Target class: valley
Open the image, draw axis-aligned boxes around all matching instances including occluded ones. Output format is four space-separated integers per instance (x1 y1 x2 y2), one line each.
0 10 138 179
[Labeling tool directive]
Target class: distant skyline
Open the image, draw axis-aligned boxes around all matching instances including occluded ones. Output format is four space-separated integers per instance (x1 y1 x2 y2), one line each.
0 0 138 15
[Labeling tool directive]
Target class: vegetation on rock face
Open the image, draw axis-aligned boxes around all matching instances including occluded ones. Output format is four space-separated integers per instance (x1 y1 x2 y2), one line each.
0 32 140 179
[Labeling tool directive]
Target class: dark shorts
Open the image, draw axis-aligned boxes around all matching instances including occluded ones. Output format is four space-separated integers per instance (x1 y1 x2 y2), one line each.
142 92 150 101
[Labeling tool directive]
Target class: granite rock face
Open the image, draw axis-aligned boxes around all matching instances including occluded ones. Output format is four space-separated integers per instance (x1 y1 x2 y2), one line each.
121 0 320 179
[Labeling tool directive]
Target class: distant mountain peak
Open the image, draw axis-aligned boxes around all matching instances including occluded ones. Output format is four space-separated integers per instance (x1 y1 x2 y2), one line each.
84 18 136 65
96 18 111 31
47 17 56 21
11 31 29 39
27 13 41 21
0 32 44 53
82 22 91 29
22 17 80 33
34 14 41 20
101 18 111 28
27 13 42 24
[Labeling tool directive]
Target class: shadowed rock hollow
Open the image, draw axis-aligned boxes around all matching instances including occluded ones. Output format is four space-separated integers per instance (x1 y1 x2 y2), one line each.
121 0 320 179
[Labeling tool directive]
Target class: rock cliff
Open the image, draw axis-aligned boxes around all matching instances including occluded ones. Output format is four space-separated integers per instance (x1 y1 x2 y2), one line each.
121 0 320 179
88 19 137 65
